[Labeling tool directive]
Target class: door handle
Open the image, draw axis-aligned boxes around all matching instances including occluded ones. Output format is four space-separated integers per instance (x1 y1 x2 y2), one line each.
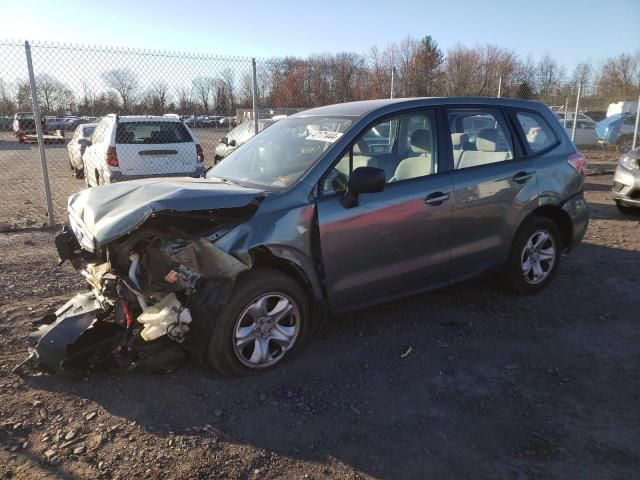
513 171 534 184
425 192 449 206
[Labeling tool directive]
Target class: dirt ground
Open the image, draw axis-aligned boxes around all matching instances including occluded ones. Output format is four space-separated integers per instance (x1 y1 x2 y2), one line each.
1 164 639 478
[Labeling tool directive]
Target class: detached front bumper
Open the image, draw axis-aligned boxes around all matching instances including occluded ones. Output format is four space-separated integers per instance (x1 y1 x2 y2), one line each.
27 292 114 372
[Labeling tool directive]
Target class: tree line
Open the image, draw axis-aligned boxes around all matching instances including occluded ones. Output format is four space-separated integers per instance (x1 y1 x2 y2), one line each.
1 36 638 117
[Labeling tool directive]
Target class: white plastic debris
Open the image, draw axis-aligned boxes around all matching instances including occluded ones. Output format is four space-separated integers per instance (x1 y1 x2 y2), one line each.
137 293 192 342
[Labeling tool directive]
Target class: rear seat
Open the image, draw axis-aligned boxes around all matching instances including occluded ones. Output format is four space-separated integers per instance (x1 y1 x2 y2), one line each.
457 128 510 169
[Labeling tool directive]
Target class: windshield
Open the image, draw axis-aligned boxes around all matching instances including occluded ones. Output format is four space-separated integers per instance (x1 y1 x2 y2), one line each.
207 115 353 189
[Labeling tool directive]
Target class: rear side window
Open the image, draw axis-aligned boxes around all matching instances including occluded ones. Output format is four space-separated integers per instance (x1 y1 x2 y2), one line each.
447 109 513 170
516 112 557 153
116 121 193 144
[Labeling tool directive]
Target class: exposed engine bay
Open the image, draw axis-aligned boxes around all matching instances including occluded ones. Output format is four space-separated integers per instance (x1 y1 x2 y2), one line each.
19 208 256 374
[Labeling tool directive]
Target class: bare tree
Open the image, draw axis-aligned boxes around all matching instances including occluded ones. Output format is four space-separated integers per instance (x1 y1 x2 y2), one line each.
535 54 566 100
102 69 139 112
149 80 170 113
192 77 214 113
0 78 15 115
35 74 66 114
595 52 640 101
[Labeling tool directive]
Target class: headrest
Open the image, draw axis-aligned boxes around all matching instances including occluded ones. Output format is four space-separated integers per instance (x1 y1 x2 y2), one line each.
475 129 499 152
410 129 431 154
451 133 469 149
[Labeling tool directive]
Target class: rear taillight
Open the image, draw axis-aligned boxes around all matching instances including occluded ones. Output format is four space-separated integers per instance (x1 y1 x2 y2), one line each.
568 152 586 179
105 146 119 167
196 144 204 163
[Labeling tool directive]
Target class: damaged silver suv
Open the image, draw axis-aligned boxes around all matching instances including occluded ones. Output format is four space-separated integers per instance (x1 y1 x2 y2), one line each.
28 98 589 377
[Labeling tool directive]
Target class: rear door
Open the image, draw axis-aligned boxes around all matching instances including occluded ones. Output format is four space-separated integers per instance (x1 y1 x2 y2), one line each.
115 120 197 175
446 107 540 274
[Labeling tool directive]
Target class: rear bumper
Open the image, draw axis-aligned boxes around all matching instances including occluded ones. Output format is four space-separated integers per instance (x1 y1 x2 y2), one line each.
561 192 589 251
106 167 206 183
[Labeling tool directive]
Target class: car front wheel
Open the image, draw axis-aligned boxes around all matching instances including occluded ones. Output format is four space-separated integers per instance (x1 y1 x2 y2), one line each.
206 268 312 377
501 216 561 294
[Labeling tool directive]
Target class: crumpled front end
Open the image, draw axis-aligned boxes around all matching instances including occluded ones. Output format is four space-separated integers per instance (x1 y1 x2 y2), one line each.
23 206 257 375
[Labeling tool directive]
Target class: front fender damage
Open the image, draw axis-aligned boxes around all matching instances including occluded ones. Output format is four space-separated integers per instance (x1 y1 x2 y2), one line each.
19 210 255 375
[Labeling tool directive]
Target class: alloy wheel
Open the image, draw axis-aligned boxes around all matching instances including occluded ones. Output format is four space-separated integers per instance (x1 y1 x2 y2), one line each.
232 293 300 369
521 229 556 284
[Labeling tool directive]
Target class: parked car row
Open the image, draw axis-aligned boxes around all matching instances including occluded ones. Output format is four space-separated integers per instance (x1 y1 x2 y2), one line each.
182 115 236 128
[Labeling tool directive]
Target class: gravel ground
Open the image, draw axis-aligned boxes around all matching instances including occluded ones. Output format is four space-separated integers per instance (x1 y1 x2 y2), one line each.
1 167 639 479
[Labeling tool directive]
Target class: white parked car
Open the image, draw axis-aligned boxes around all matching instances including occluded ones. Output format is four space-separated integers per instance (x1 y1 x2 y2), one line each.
67 123 97 178
555 112 599 146
82 115 206 187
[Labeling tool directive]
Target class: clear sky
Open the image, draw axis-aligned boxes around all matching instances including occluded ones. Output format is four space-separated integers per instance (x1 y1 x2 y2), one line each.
1 0 638 68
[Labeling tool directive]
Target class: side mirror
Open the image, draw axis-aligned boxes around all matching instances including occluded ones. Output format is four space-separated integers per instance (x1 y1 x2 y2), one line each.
78 138 91 147
220 137 228 145
229 139 237 147
341 166 385 208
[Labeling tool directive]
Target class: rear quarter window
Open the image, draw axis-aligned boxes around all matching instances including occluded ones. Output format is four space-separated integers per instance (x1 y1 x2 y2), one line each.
116 121 193 144
516 111 558 153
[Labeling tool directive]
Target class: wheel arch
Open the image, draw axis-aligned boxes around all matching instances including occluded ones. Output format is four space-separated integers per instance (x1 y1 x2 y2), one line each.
248 245 325 303
517 204 573 250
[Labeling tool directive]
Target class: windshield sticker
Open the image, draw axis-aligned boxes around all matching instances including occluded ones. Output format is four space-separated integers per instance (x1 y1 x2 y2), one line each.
305 131 344 143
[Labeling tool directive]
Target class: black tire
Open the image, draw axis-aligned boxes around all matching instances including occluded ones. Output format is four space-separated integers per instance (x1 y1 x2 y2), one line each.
500 216 561 294
206 268 312 377
616 201 640 215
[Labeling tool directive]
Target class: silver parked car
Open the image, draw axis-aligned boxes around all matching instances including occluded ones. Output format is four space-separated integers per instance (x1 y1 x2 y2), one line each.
214 119 278 162
67 123 97 178
612 147 640 214
30 98 589 377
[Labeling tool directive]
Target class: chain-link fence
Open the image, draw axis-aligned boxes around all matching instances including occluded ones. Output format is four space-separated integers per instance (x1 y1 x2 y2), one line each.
1 39 639 229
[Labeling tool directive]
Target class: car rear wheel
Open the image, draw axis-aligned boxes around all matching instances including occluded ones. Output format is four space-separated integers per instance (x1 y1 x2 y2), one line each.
206 268 311 377
501 216 561 294
615 201 640 215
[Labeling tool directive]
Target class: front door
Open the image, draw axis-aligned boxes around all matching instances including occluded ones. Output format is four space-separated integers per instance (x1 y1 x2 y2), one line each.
316 110 453 308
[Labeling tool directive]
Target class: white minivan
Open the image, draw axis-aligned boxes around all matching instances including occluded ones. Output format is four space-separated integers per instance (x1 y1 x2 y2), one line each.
82 115 205 187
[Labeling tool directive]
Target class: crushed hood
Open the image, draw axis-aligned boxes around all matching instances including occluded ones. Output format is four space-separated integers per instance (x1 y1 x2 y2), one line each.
68 177 266 249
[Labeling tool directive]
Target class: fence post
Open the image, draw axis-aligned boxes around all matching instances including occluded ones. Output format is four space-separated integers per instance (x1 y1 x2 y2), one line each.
571 82 581 143
563 98 568 128
25 41 54 227
632 94 640 150
390 67 396 99
497 76 502 98
251 58 259 135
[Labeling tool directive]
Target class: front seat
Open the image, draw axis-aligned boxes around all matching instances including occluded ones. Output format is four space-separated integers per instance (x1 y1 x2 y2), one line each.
391 129 434 181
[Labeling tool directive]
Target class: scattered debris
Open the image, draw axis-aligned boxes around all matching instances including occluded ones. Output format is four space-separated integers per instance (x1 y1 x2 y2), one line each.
400 346 413 358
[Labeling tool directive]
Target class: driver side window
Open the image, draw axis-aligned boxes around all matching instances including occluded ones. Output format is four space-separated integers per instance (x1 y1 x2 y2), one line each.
322 111 437 195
